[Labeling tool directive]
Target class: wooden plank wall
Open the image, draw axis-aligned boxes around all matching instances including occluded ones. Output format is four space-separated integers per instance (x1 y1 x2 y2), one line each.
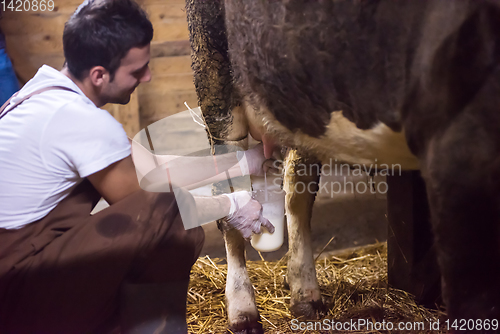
0 0 198 137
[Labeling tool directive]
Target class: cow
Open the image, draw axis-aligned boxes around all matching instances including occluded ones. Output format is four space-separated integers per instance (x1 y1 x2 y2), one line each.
185 0 500 333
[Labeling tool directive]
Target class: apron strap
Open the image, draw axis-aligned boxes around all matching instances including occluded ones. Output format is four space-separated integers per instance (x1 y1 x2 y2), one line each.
0 86 77 121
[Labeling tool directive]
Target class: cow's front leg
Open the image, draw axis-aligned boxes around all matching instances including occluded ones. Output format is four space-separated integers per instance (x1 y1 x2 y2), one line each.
223 228 263 334
211 142 262 334
283 149 324 319
211 140 261 334
208 126 260 333
421 122 500 322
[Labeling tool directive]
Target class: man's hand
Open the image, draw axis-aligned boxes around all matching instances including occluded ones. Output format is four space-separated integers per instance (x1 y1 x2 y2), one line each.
223 191 275 240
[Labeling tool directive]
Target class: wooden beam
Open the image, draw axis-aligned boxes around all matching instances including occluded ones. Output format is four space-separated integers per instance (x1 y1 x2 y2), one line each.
139 89 198 128
151 40 191 58
149 55 192 74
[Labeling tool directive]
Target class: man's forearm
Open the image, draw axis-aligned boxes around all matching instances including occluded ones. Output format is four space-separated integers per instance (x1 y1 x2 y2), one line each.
159 153 244 189
193 195 231 225
131 139 247 190
175 164 244 191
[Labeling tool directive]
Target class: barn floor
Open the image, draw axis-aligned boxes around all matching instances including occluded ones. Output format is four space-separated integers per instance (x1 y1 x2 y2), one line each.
188 243 448 334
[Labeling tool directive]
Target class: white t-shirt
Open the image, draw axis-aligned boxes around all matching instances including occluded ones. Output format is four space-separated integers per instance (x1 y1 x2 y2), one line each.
0 65 131 229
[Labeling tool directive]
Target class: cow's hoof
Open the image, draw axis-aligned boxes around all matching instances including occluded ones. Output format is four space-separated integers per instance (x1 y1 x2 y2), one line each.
290 299 325 320
226 316 264 334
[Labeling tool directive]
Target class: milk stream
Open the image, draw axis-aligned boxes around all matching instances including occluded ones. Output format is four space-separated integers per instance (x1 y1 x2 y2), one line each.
264 173 268 202
250 173 285 252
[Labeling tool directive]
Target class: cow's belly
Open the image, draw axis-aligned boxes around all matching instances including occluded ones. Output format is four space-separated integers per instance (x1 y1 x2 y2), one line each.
252 108 420 170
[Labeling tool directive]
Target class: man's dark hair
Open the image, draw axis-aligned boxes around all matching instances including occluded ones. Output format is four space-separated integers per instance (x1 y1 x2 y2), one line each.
63 0 153 81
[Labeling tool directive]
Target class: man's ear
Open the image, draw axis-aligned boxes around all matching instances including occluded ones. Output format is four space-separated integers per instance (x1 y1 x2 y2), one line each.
88 66 109 87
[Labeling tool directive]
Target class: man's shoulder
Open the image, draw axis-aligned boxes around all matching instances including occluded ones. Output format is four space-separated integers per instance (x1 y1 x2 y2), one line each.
17 66 86 103
52 99 123 133
13 87 93 123
16 65 126 136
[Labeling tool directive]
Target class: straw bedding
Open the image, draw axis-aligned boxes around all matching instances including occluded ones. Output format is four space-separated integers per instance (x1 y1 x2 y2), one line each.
186 243 447 333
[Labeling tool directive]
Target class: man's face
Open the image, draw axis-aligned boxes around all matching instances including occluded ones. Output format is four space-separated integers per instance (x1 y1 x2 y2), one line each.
102 44 151 104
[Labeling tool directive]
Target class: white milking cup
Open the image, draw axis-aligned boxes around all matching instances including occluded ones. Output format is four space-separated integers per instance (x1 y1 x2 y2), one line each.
250 174 285 252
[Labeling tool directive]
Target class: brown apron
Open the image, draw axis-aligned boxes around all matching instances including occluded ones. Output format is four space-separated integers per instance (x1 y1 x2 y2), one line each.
0 89 205 334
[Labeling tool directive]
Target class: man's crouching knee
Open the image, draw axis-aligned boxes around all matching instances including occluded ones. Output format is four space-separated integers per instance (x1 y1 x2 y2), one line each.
126 189 205 283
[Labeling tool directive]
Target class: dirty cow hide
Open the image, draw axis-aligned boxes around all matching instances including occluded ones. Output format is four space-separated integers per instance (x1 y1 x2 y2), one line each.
187 0 500 332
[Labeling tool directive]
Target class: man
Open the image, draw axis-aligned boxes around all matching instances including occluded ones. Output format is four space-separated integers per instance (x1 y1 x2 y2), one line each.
0 0 273 333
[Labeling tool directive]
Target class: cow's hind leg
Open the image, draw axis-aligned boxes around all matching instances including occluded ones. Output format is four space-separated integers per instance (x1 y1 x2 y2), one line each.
421 115 500 321
283 149 325 319
223 229 262 334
